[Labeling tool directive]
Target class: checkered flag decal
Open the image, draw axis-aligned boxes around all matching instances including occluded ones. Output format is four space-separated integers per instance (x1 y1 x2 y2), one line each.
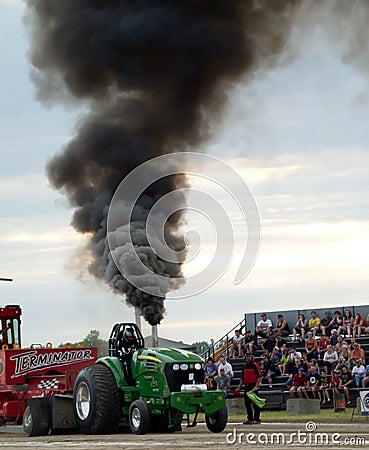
37 378 60 389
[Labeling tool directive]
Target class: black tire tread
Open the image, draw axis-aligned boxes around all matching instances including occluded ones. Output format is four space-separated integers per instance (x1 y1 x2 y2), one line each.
23 406 50 437
129 399 151 435
74 364 121 434
205 405 228 433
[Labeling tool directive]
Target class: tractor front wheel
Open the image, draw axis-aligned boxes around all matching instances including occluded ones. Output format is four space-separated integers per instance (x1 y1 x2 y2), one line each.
129 399 151 435
74 364 121 434
205 405 228 433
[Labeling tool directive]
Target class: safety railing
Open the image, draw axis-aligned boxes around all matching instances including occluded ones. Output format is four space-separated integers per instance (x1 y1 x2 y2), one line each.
200 314 247 361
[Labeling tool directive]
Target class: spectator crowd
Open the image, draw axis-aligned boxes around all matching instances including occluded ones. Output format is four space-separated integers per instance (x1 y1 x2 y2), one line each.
217 310 369 407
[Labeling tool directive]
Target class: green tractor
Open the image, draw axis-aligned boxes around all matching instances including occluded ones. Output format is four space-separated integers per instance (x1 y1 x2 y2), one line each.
73 323 227 435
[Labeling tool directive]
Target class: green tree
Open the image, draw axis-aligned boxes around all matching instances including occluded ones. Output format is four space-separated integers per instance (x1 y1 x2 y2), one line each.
192 340 211 355
82 329 108 358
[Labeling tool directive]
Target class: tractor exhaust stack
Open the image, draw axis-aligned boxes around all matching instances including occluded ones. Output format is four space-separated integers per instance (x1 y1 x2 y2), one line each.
152 325 158 347
134 307 141 332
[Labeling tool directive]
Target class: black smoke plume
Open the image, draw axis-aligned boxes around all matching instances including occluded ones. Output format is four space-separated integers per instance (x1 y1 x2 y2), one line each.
25 0 297 325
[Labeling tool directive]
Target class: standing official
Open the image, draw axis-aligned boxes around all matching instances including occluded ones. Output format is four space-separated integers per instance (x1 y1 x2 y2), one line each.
237 353 262 424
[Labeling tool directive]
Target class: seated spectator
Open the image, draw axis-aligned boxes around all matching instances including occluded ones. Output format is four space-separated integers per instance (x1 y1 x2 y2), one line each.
217 356 234 379
350 342 365 363
328 310 342 334
260 353 271 380
307 311 321 338
272 314 291 337
330 368 340 393
266 347 282 387
323 345 338 374
286 349 302 376
230 329 244 358
270 346 282 364
348 337 357 351
334 335 348 356
255 313 273 342
336 355 350 374
286 357 304 386
243 330 255 355
363 316 369 334
318 368 330 404
330 328 339 347
336 365 353 405
204 357 218 390
289 367 308 398
317 332 331 360
337 309 354 338
309 358 320 375
320 311 332 336
277 347 290 376
305 331 318 361
289 347 302 363
214 368 231 393
261 332 275 355
300 354 309 372
339 344 351 363
302 364 321 399
352 313 367 339
362 363 369 388
352 359 366 388
293 314 308 341
274 333 287 350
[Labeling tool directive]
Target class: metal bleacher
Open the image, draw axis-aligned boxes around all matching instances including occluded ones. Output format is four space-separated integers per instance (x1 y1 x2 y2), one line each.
202 305 369 410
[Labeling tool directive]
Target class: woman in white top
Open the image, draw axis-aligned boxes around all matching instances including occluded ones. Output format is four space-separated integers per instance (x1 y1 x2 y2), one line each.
323 345 338 374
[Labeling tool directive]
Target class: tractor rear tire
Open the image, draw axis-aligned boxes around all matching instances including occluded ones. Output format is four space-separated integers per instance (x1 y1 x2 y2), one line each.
74 364 121 434
23 406 50 437
205 405 228 433
129 399 151 435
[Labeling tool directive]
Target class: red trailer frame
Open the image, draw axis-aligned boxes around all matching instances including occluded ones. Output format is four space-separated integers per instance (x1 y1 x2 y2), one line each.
0 305 97 425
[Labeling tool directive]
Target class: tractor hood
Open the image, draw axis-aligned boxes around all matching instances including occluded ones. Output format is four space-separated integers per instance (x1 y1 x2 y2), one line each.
131 347 205 395
133 347 203 365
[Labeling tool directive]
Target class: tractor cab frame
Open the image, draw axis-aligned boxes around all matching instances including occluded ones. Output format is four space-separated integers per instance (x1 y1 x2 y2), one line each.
0 305 22 350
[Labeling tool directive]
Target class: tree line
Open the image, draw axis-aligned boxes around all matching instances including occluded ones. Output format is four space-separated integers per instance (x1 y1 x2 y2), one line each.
59 330 211 358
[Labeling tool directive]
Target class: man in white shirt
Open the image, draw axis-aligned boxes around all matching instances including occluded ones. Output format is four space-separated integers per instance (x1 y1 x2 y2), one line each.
352 359 366 387
362 364 369 388
289 348 302 362
230 329 244 358
217 356 234 379
255 313 273 342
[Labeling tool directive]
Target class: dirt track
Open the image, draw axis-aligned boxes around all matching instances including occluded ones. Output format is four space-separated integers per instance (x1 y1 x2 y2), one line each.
1 421 369 450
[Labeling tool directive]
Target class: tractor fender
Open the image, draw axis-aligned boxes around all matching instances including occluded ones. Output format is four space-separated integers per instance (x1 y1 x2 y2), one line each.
95 357 127 388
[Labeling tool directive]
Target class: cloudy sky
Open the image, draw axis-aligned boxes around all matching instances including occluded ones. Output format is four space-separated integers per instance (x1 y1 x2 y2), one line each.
1 1 368 347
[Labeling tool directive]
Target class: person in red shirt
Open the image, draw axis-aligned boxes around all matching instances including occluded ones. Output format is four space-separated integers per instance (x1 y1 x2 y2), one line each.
237 353 262 425
329 369 340 404
317 333 331 359
289 367 308 398
352 313 367 339
330 370 340 388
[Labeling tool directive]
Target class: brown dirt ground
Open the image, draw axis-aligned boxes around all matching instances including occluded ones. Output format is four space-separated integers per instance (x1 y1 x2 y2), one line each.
1 421 369 450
